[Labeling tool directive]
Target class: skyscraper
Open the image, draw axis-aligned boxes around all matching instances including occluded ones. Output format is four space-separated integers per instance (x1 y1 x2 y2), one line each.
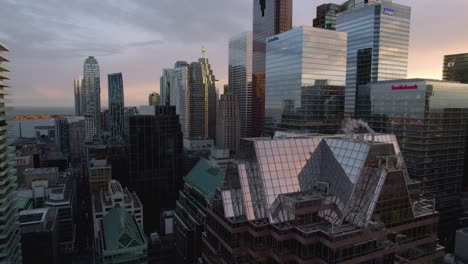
264 26 347 135
85 114 96 142
55 117 70 155
148 92 160 106
252 0 292 136
0 42 22 264
216 92 239 153
69 119 85 162
336 0 411 115
443 53 468 84
73 76 83 116
229 31 253 138
108 73 124 141
83 56 101 135
128 106 183 233
356 79 468 248
173 61 189 135
160 68 174 106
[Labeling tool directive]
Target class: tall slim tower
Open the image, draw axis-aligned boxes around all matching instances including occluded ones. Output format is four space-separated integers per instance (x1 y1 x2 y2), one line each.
160 69 174 106
336 1 411 115
74 76 83 115
83 56 101 136
252 0 292 136
0 42 23 264
216 93 239 153
229 32 253 139
108 73 124 141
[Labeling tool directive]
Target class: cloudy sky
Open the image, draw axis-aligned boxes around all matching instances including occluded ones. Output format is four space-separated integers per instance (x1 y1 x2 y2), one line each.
1 0 467 107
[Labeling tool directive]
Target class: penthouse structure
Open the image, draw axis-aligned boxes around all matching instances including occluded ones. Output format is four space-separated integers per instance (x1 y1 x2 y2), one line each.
202 134 444 263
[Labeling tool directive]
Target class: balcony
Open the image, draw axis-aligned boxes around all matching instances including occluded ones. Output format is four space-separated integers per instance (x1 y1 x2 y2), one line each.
0 63 9 73
0 53 9 63
0 80 10 88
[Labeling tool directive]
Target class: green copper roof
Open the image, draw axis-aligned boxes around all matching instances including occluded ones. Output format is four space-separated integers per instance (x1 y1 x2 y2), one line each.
184 159 225 201
102 205 145 251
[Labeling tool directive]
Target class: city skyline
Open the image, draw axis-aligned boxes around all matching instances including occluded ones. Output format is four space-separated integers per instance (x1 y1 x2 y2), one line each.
1 0 468 107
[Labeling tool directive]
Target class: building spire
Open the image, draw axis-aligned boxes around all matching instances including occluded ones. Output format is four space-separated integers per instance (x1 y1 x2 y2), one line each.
201 46 206 58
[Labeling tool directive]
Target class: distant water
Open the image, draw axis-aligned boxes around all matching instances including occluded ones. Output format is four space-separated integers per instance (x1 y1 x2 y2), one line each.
6 106 74 138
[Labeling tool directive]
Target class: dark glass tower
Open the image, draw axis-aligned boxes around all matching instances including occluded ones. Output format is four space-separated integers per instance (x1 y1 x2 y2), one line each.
128 106 183 233
83 56 101 135
443 53 468 84
108 73 124 142
356 79 468 249
252 0 292 136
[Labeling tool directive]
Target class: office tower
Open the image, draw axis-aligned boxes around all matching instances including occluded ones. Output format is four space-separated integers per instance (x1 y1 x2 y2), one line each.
189 54 217 139
92 180 143 239
84 114 96 142
94 206 147 264
264 26 346 135
160 68 174 106
173 61 189 135
100 110 109 133
252 0 293 136
148 92 160 106
229 31 253 138
54 117 70 155
73 76 83 115
336 1 411 115
313 3 342 30
443 53 468 84
0 42 22 264
356 79 468 248
69 119 85 162
83 56 101 135
174 159 225 262
203 135 444 263
216 93 239 152
128 106 183 233
19 208 59 264
88 158 112 193
108 73 124 141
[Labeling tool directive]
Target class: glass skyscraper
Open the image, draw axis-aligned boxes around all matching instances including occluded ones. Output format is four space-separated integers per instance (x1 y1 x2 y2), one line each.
356 79 468 248
108 73 124 141
73 76 83 116
264 26 347 135
443 53 468 84
0 42 22 264
336 0 411 115
252 0 292 137
83 56 101 136
160 69 174 106
229 31 253 138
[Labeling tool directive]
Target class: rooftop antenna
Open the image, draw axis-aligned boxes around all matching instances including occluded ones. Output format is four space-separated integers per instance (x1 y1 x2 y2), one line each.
201 46 206 58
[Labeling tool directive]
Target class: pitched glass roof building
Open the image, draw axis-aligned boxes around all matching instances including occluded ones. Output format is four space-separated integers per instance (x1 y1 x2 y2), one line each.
202 134 444 263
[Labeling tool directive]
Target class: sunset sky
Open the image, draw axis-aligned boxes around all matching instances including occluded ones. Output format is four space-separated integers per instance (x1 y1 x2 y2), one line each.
1 0 468 107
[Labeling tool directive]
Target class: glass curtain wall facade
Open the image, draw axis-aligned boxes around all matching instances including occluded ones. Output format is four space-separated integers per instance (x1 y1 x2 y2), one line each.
160 68 174 106
0 42 22 264
108 73 124 141
356 79 468 249
173 61 189 136
443 53 468 84
229 32 253 139
252 0 292 137
264 26 347 135
336 1 411 115
74 77 83 116
83 56 101 135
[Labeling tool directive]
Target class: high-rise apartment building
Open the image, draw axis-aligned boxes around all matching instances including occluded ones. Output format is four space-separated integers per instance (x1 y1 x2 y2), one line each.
216 93 239 153
0 42 23 264
85 114 96 142
83 56 101 135
54 117 70 155
148 92 160 106
443 53 468 84
160 68 174 106
252 0 293 136
203 134 444 263
73 76 83 116
108 73 124 141
128 106 183 233
336 0 411 115
173 61 189 135
264 26 347 135
229 31 253 138
356 79 468 248
69 119 85 162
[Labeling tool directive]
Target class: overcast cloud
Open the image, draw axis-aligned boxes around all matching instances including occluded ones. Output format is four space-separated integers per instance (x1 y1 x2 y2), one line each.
1 0 467 107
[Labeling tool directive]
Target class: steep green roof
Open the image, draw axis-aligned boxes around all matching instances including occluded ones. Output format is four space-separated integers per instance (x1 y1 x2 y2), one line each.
102 205 145 251
184 159 225 201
